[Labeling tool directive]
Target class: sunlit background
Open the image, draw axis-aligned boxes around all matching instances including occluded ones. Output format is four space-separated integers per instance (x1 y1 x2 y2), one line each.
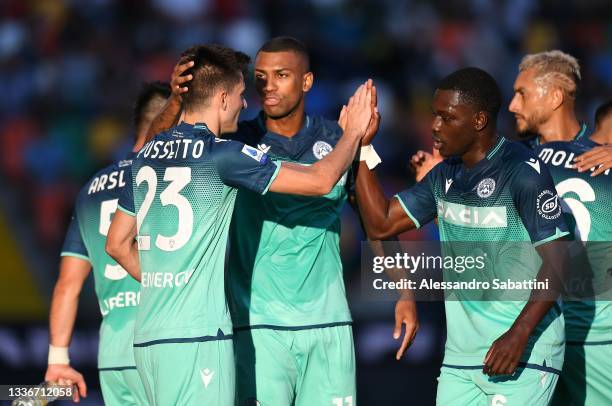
0 0 611 404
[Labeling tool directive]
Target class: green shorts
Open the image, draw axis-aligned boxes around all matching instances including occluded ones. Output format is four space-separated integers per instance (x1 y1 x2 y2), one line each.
234 324 356 406
552 342 612 405
99 367 148 406
437 364 559 406
133 338 234 406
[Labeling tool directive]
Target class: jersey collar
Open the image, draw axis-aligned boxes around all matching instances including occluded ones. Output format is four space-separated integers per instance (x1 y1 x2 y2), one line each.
534 122 588 146
256 111 311 140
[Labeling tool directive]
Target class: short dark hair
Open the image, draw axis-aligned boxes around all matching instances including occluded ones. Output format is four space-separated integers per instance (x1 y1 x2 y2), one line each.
595 100 612 129
437 67 502 119
180 44 250 111
133 81 171 128
257 36 310 70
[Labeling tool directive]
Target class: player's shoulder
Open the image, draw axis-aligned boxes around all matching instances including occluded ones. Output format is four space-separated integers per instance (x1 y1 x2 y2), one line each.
77 158 133 203
228 116 266 145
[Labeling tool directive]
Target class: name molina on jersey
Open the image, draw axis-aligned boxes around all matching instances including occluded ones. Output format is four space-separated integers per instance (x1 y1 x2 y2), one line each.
538 147 610 176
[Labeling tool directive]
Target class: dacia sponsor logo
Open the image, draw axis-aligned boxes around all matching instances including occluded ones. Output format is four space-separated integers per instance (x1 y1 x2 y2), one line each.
437 200 507 228
536 190 561 220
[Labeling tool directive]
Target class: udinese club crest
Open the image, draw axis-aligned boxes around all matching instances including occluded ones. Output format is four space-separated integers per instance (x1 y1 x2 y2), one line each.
312 141 333 160
476 178 496 198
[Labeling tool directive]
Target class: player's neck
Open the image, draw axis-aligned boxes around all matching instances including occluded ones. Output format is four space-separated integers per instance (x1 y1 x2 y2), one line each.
590 129 610 144
590 119 611 144
537 110 581 143
462 133 498 168
182 110 221 136
264 107 305 137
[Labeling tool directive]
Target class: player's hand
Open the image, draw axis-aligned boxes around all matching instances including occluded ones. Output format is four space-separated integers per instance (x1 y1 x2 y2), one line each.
362 84 380 146
45 364 87 402
171 58 194 101
483 324 530 376
393 299 419 360
410 149 443 182
341 79 374 139
573 144 612 176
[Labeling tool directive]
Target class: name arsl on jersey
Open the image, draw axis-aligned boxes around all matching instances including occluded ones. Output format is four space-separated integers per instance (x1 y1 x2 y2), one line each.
538 147 610 176
88 170 127 195
99 290 140 316
141 270 195 288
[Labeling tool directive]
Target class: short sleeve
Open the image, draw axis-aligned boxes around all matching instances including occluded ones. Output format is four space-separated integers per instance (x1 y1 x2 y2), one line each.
60 210 90 262
393 169 438 229
211 139 281 195
117 165 135 216
511 159 569 246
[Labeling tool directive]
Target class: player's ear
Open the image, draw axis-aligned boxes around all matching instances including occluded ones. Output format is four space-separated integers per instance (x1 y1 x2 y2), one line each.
551 87 564 111
473 111 488 131
303 71 313 92
220 90 228 111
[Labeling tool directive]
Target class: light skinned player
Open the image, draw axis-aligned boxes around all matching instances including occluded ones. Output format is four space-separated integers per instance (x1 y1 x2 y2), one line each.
105 44 374 405
45 81 171 404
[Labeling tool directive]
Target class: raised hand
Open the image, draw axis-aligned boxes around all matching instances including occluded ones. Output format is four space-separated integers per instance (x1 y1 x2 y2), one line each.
362 83 380 146
573 144 612 176
171 58 195 101
410 149 443 182
342 79 374 139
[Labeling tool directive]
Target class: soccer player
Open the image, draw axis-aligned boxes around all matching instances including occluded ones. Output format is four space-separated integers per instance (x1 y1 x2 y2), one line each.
105 44 373 405
509 51 587 148
590 100 612 145
145 37 415 405
573 100 612 175
353 67 569 405
508 53 612 404
532 109 611 406
45 81 171 404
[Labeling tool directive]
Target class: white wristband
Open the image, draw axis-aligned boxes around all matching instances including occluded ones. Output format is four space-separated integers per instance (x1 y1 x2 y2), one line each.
48 345 70 365
358 144 382 169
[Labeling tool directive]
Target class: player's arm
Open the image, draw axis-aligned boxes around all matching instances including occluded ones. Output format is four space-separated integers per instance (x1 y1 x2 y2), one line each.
136 58 194 148
484 240 567 376
345 95 419 359
573 144 612 177
106 210 140 281
45 214 90 402
484 162 569 376
268 81 373 196
353 160 418 239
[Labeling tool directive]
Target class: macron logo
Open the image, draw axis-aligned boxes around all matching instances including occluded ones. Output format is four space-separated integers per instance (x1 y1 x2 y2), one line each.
445 179 453 193
200 368 214 388
526 158 541 174
257 143 271 153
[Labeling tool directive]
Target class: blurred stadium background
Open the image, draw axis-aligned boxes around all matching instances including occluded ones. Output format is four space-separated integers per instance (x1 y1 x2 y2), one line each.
0 0 610 404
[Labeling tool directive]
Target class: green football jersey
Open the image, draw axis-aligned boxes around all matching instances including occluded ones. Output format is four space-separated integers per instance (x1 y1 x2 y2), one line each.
61 158 140 369
227 114 352 329
117 123 280 346
535 138 612 343
396 137 569 371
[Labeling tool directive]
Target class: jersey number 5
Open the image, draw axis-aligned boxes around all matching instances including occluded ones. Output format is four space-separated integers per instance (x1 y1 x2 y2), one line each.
135 166 193 251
